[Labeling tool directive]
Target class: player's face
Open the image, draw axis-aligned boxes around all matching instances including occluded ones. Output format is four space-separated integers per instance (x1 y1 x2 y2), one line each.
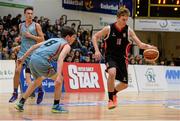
69 34 76 45
117 15 128 27
24 10 33 21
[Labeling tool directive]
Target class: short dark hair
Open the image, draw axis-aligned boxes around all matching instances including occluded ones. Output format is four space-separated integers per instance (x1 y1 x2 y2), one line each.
61 26 76 38
24 6 34 13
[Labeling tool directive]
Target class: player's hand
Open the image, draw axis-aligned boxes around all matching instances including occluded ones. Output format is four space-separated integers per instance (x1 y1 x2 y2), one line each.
147 44 157 50
17 57 24 65
12 46 20 52
25 31 32 38
94 51 102 61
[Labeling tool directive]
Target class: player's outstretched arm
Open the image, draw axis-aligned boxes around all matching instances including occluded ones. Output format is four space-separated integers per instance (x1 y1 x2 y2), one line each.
18 42 44 63
92 26 109 61
56 44 71 83
129 27 157 50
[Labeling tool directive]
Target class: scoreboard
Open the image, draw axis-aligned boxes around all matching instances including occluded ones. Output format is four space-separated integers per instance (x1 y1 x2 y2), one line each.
135 0 180 18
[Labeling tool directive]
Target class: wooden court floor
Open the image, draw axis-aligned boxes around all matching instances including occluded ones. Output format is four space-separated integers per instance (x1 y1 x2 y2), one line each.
0 91 180 120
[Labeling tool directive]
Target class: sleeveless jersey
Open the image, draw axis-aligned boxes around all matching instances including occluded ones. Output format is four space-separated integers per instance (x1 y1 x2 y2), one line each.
17 22 37 63
33 38 68 62
105 23 130 61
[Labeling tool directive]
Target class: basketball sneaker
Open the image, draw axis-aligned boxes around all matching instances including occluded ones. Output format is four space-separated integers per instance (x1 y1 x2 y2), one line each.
51 104 68 113
36 90 44 104
14 101 24 112
9 92 18 103
113 95 118 107
108 100 116 109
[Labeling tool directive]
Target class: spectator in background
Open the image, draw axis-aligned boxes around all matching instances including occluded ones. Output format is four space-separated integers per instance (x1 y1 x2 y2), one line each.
11 14 22 27
159 59 165 65
5 14 12 30
33 16 38 23
73 49 81 62
45 25 56 39
0 42 3 59
65 55 73 62
59 17 64 27
9 52 17 60
84 53 92 63
135 55 141 63
130 58 136 64
73 57 80 63
71 23 76 30
138 58 143 65
0 27 9 48
169 61 175 66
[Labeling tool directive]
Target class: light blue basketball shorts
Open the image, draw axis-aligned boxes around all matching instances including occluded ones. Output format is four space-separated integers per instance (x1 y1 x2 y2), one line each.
29 54 56 79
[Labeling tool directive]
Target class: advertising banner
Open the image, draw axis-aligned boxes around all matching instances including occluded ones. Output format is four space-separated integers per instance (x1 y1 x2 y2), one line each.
20 62 65 93
135 19 180 32
134 65 167 91
100 64 138 92
0 0 34 8
63 62 105 92
0 60 15 93
164 66 180 91
62 0 132 15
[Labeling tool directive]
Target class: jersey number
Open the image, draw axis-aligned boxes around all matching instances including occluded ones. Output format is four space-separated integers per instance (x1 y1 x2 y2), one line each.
44 40 58 47
116 38 121 45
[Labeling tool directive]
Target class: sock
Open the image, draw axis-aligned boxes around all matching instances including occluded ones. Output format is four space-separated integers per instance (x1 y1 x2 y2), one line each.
54 100 60 105
114 89 118 95
14 88 18 93
19 98 26 104
108 92 114 101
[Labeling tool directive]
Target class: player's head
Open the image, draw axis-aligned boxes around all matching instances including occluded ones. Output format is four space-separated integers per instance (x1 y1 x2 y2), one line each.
116 6 130 27
24 6 34 20
61 26 76 45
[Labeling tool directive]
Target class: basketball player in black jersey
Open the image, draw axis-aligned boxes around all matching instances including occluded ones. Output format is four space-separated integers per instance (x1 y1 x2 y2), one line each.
92 7 157 109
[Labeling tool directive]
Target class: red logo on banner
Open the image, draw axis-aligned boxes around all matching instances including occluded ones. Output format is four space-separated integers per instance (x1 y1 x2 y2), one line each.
63 62 105 92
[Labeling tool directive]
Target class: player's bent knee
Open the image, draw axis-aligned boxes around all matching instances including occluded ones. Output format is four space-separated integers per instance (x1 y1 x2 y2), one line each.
108 71 116 78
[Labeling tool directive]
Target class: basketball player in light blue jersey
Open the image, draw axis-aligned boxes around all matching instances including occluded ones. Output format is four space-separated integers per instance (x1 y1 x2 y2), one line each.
15 26 76 113
9 7 45 104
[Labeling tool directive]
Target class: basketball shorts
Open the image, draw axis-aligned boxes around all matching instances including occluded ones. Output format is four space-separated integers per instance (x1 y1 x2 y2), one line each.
29 54 56 79
105 56 128 84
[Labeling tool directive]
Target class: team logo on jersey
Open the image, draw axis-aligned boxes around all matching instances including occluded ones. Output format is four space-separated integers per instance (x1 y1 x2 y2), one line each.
112 33 116 37
123 77 127 82
123 33 126 38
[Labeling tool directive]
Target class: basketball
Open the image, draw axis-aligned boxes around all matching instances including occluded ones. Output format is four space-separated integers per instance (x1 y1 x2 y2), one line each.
143 49 159 61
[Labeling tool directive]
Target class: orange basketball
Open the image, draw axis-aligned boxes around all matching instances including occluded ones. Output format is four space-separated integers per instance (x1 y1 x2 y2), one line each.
143 49 159 61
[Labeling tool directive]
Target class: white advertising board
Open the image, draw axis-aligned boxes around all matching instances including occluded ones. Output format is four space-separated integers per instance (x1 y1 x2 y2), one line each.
100 64 138 92
164 66 180 91
135 19 180 32
134 65 167 91
0 60 15 93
